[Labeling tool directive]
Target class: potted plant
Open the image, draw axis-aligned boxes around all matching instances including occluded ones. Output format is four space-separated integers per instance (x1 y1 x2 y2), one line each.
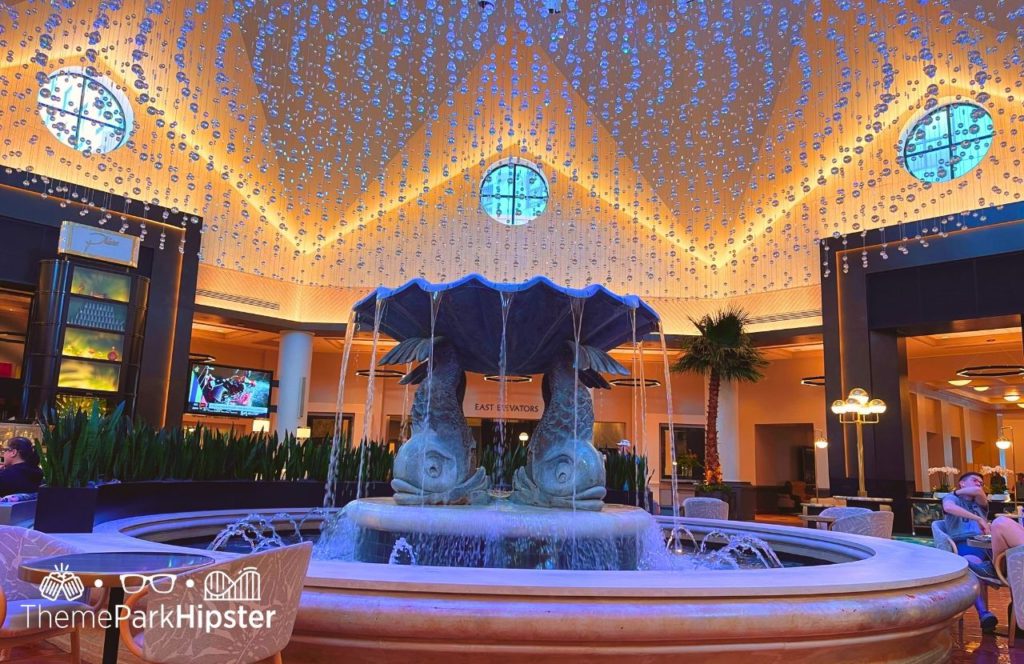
672 309 766 521
33 402 395 531
673 448 701 480
34 402 125 532
604 450 654 511
927 466 959 498
981 465 1011 500
672 309 767 486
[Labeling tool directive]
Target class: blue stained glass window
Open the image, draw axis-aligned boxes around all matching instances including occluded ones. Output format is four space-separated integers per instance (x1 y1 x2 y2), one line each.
902 102 994 183
37 68 133 154
480 159 549 226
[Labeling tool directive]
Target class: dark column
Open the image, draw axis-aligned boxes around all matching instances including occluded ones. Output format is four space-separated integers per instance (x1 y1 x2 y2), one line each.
0 167 202 427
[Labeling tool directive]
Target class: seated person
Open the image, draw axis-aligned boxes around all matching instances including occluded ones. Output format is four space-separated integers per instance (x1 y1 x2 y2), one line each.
0 437 43 496
942 471 998 632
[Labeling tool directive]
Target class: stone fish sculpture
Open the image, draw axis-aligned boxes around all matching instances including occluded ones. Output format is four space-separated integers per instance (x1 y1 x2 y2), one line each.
381 337 490 505
512 342 628 511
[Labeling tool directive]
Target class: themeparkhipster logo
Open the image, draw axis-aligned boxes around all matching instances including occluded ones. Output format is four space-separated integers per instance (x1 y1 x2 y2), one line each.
26 565 276 633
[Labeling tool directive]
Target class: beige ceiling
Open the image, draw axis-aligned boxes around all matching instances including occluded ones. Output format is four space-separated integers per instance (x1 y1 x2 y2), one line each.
1 1 1023 328
908 327 1024 410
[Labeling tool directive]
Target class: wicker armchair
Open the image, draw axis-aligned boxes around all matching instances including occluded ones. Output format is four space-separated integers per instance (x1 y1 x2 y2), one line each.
830 510 893 538
819 506 872 519
1005 545 1024 645
121 542 312 664
683 497 728 520
0 525 102 663
931 519 957 554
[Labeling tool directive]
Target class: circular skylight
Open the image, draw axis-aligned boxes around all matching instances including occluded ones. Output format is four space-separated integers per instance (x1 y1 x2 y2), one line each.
37 67 133 154
480 158 549 226
901 102 994 183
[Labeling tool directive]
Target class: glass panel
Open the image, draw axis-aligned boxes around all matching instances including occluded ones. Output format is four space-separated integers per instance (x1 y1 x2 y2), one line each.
949 103 994 142
77 118 126 154
23 551 214 575
593 422 627 450
38 71 83 113
58 358 120 392
905 147 950 183
308 413 354 445
36 107 81 150
62 327 123 362
79 77 128 129
950 135 994 177
515 165 548 199
71 267 130 302
0 290 31 380
481 162 548 225
661 425 705 480
904 103 993 182
904 108 949 156
66 296 127 332
54 394 115 417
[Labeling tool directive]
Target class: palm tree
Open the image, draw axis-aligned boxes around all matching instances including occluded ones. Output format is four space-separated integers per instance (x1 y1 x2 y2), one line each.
672 309 767 485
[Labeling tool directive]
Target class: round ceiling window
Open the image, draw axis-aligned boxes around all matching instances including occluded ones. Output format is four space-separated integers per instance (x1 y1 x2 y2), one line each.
901 102 994 183
480 158 549 226
37 67 133 154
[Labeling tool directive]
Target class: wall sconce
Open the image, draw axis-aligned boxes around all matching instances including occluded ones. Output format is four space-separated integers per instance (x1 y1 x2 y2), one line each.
252 419 271 433
813 429 829 449
296 426 311 441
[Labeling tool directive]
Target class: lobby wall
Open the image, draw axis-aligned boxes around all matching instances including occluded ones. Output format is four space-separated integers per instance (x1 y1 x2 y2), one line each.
189 333 833 495
737 354 828 489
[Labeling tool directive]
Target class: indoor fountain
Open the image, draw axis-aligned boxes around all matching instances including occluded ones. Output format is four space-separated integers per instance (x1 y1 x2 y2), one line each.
99 275 977 663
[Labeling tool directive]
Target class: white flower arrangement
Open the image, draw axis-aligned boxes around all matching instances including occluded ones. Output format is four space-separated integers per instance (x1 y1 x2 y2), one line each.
980 465 1012 477
927 466 960 492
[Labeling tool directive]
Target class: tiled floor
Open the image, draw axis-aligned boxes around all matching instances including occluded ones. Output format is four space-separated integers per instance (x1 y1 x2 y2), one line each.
952 586 1024 663
0 640 70 663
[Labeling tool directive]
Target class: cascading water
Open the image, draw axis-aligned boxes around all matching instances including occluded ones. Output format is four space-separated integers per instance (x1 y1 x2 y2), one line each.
657 326 685 553
355 298 386 501
491 291 513 494
209 510 327 553
419 292 442 505
323 310 358 509
568 296 585 568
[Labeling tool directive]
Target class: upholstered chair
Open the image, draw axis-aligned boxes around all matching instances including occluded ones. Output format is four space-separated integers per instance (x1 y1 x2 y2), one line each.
830 510 893 538
0 525 100 663
121 542 312 664
683 497 729 520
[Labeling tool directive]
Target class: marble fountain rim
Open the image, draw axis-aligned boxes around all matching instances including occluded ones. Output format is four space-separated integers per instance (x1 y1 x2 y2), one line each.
95 506 970 599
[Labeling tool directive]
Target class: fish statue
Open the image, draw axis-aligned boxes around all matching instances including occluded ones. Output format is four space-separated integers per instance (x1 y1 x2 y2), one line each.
382 337 489 505
512 342 627 511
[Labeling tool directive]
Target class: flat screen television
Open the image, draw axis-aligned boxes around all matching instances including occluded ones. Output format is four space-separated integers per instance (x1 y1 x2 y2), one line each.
185 363 272 418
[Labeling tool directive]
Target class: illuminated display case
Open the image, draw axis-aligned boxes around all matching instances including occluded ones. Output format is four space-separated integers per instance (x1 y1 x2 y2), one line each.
24 259 149 416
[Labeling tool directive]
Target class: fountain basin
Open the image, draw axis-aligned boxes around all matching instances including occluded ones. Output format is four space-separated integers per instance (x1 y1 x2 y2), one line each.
345 497 656 569
97 508 975 662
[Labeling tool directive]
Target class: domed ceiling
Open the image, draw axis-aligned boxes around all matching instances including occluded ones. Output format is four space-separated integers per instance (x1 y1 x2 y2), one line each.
0 1 1022 328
